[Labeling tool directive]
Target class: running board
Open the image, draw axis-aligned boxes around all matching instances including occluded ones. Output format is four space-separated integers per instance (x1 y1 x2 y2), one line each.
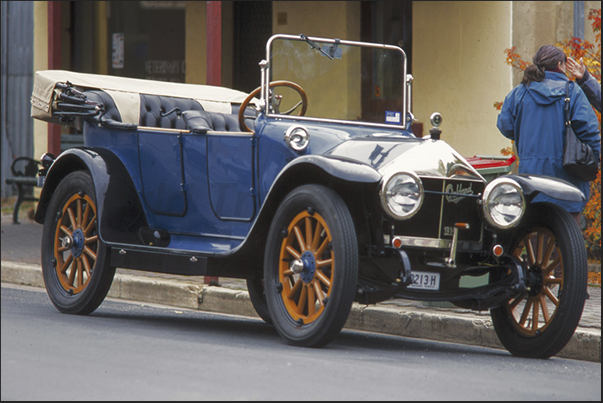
110 246 208 276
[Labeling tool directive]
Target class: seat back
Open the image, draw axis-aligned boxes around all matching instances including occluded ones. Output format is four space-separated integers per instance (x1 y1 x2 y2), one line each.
181 110 254 133
139 94 205 129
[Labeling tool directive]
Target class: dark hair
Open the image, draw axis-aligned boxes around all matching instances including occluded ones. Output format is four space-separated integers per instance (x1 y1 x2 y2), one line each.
521 45 567 85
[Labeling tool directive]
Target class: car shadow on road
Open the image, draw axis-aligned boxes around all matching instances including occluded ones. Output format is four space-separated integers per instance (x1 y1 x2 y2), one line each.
87 298 511 360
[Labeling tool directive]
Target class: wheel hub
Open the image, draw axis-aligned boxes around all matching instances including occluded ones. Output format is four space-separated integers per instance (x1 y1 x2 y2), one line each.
70 228 85 258
299 251 316 283
525 265 543 296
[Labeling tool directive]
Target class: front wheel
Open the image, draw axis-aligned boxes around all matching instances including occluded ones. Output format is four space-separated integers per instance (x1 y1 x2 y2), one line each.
264 185 358 347
490 203 588 358
41 171 115 315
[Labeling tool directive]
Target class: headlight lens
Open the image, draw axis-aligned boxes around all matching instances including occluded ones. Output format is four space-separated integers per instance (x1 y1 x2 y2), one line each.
482 178 525 228
380 172 424 219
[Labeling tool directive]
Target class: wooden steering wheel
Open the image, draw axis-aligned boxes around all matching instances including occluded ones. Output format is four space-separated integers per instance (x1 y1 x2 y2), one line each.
238 80 308 132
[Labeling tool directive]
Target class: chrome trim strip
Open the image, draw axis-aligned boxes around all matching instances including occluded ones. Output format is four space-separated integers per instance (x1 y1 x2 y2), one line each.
138 126 190 134
396 236 482 251
266 115 409 131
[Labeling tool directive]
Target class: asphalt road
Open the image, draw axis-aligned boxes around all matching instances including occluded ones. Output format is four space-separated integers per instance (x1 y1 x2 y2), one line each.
2 284 601 401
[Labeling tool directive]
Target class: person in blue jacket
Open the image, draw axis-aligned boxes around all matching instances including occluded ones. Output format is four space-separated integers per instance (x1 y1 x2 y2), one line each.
566 56 601 112
497 45 601 224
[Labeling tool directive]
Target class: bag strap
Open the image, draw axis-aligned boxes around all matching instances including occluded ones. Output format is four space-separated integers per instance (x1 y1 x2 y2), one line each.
564 81 572 131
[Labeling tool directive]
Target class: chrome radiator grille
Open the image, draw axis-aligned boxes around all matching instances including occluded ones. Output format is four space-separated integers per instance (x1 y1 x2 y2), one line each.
392 177 485 249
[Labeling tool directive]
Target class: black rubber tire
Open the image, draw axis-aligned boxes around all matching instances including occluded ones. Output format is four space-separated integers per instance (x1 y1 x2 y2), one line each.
246 277 273 325
264 184 358 347
41 171 116 315
490 203 588 359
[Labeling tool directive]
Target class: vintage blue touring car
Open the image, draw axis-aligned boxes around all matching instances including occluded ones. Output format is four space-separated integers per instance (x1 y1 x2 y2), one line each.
32 34 588 358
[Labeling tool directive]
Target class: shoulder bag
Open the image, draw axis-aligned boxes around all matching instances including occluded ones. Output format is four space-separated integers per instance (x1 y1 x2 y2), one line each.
562 81 599 182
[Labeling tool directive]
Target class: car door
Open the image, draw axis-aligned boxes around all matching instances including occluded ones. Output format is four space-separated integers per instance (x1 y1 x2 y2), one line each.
138 128 187 216
206 132 256 221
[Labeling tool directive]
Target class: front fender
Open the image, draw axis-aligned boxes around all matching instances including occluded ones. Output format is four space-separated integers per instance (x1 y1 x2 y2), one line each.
223 155 381 262
507 174 585 202
261 155 381 208
282 155 382 184
35 148 147 245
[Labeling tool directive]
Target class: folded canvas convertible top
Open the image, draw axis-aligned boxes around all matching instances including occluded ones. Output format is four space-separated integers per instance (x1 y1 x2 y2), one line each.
31 70 255 125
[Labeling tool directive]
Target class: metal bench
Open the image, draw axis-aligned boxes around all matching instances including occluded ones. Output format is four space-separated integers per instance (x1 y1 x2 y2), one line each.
5 156 41 224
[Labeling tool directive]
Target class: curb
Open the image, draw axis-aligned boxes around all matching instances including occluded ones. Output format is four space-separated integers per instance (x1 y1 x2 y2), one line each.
2 260 600 362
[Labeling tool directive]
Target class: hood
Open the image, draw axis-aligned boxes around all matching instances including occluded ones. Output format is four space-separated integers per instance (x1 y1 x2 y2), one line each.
525 71 569 106
326 138 484 181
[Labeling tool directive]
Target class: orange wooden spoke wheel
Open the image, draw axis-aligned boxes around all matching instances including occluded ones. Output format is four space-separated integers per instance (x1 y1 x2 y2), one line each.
490 203 587 359
505 227 562 335
278 210 334 324
53 192 99 294
42 171 115 315
264 184 358 347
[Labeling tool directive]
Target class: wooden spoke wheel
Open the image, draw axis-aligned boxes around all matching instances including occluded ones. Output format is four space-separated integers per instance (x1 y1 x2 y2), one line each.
264 185 357 347
53 192 98 294
491 203 587 359
42 171 115 315
505 227 562 335
279 210 334 324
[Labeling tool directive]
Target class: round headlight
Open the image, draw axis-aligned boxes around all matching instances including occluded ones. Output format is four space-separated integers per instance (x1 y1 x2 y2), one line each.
380 172 424 220
482 178 525 228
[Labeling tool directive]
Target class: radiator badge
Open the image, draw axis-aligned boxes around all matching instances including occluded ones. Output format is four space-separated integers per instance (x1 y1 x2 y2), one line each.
445 183 473 204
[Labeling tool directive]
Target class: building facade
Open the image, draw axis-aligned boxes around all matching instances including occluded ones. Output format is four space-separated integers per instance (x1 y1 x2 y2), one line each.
16 1 603 176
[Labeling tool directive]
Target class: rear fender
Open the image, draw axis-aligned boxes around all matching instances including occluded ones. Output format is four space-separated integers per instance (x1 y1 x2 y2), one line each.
35 148 147 245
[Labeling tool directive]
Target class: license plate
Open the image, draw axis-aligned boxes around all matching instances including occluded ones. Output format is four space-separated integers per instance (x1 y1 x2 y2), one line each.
408 271 440 290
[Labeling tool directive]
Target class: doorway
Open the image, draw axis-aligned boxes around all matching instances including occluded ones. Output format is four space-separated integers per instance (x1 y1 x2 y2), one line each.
233 1 273 93
361 1 413 130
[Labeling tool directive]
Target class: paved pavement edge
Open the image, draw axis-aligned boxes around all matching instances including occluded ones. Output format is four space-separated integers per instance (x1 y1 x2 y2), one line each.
2 260 600 363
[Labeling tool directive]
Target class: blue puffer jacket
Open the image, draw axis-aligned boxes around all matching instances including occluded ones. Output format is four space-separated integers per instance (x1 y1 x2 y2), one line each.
497 71 601 213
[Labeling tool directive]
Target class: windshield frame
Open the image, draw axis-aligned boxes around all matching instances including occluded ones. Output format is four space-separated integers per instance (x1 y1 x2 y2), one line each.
261 34 409 131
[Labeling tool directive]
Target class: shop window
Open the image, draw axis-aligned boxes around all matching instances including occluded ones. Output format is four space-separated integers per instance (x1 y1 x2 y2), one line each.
107 1 186 82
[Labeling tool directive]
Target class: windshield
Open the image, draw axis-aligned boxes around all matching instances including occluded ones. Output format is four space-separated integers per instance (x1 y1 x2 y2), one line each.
263 34 408 129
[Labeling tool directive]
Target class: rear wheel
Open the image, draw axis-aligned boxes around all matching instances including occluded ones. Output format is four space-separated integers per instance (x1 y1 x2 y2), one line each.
41 171 115 315
264 185 358 347
491 203 587 358
246 277 272 324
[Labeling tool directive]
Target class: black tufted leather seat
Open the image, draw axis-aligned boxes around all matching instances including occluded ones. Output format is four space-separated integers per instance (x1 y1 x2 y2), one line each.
83 90 253 132
181 110 256 133
139 94 205 129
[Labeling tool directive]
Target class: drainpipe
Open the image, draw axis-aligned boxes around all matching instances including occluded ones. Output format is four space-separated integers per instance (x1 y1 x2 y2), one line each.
47 1 61 156
573 1 584 40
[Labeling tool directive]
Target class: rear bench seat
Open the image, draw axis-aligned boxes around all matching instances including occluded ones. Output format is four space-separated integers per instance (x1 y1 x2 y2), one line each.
84 90 254 133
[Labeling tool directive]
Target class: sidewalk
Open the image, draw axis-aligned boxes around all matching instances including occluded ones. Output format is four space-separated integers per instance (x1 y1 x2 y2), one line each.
2 211 600 362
